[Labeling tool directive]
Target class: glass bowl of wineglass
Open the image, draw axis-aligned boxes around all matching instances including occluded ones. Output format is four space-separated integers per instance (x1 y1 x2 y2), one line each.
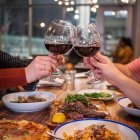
44 20 75 81
74 23 101 84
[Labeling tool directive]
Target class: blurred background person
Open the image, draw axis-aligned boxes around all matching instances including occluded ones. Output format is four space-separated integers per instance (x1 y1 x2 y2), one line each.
112 37 133 64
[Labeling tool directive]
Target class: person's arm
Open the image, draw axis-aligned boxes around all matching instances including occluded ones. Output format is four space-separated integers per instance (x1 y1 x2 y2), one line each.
84 53 140 109
113 72 140 109
115 63 132 77
115 58 140 82
0 68 27 90
0 56 59 90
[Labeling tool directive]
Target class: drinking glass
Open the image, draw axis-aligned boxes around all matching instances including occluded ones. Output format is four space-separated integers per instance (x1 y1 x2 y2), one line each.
44 20 75 81
74 23 101 83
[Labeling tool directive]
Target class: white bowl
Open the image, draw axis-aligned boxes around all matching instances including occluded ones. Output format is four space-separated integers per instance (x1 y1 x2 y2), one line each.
78 89 116 101
118 97 140 117
54 119 140 140
2 91 56 112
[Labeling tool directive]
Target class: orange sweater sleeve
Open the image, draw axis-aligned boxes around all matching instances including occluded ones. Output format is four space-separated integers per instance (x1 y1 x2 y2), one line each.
0 68 27 90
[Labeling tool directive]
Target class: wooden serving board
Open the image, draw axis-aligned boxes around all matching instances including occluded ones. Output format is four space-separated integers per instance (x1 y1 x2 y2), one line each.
45 99 111 130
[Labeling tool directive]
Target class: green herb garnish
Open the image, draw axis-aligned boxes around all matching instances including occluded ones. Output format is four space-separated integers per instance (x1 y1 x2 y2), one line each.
84 92 111 99
65 94 88 106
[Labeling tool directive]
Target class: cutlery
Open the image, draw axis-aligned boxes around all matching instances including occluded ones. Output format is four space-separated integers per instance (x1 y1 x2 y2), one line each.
47 131 64 140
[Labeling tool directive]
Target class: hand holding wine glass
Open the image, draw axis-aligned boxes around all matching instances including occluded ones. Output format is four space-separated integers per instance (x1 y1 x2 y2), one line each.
74 23 101 84
44 20 75 80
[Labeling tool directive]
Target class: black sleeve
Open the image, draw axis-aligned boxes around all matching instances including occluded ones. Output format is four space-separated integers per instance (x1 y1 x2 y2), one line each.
0 50 39 91
0 50 31 68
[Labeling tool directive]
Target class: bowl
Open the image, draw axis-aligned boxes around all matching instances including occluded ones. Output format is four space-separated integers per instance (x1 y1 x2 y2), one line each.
118 97 140 117
2 91 56 112
54 119 140 140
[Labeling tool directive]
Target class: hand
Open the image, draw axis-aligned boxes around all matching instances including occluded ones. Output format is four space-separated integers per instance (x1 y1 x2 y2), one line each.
48 54 65 66
54 55 65 65
83 52 123 84
25 56 58 83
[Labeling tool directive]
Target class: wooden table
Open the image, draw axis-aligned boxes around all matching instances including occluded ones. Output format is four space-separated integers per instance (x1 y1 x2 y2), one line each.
0 78 140 132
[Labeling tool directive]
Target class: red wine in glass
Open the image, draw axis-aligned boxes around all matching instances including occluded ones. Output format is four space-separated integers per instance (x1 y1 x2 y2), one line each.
45 43 73 55
74 43 100 57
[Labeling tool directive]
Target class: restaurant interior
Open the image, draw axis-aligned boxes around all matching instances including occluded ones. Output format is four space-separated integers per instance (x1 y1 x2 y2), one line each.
0 0 140 140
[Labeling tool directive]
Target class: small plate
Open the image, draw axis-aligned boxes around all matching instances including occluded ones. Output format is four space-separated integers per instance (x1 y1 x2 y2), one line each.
118 97 140 117
2 91 56 112
78 89 116 101
54 119 140 140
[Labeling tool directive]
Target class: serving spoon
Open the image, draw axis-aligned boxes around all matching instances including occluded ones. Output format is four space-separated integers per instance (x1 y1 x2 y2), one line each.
47 129 87 140
47 131 64 140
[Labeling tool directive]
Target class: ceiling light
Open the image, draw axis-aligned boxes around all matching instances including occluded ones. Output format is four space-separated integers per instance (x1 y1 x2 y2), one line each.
40 22 45 28
94 4 99 8
92 0 98 4
121 0 129 3
74 14 79 20
58 1 63 5
75 9 79 14
91 7 97 12
65 2 69 5
66 7 74 12
70 1 75 5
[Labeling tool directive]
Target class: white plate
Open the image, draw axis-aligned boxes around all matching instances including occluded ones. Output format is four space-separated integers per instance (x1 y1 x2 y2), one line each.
54 119 140 140
2 91 56 112
78 89 116 101
118 97 140 117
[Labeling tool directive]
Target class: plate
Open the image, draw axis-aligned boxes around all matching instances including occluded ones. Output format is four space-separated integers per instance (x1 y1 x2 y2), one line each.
2 91 56 112
54 119 140 140
118 97 140 117
46 99 110 129
78 89 116 101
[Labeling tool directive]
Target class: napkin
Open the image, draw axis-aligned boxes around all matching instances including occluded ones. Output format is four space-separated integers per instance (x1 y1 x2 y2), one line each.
37 78 65 87
75 72 87 78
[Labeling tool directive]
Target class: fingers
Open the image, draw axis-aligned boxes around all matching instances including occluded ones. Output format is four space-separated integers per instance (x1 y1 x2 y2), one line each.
55 55 65 65
36 56 58 66
94 52 109 64
83 57 95 70
41 62 57 72
48 54 65 65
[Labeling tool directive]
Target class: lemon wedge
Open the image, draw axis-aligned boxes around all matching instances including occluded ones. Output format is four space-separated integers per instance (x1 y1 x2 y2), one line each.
52 113 66 123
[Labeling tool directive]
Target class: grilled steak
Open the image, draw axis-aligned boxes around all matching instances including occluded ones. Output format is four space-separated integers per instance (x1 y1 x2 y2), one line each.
59 101 107 119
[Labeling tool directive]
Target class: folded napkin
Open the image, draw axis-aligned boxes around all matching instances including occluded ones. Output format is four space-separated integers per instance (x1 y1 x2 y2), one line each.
37 78 65 87
75 72 87 78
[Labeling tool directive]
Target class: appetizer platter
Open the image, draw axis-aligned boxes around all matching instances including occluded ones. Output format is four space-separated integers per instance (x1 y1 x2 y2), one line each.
46 94 111 129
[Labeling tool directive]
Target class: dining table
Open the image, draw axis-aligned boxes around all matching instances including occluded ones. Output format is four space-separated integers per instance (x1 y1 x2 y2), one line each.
0 77 140 133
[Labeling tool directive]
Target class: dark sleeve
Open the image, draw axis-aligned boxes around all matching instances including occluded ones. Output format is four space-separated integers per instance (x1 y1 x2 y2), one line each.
0 50 31 68
0 68 27 90
0 50 38 91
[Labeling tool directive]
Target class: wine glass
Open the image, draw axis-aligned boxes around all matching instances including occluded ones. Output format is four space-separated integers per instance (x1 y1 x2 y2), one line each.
74 23 101 85
44 20 75 81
